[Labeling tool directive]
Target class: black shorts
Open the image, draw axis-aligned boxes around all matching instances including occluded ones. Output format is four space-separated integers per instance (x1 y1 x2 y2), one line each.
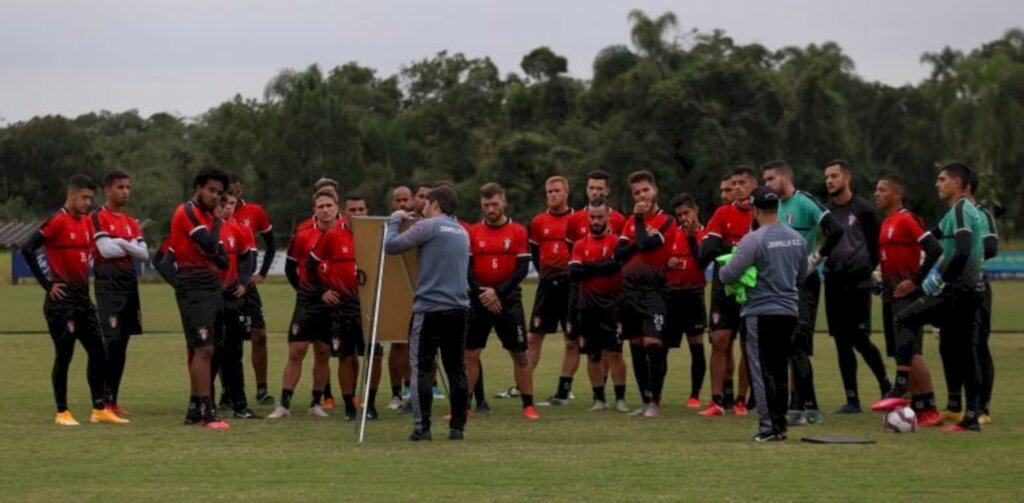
620 289 666 340
824 274 872 342
175 286 224 349
287 294 332 344
241 285 266 332
709 280 742 335
883 293 923 359
44 294 102 345
895 285 981 354
577 303 622 355
95 289 143 342
792 273 820 356
530 277 570 335
664 289 707 348
330 303 368 357
467 299 527 352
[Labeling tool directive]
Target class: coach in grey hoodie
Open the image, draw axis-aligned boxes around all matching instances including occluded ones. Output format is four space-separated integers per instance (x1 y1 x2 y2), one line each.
385 185 470 442
720 187 806 442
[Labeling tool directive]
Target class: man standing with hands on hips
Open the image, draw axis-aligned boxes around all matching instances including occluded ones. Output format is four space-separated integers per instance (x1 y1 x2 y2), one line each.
385 185 471 441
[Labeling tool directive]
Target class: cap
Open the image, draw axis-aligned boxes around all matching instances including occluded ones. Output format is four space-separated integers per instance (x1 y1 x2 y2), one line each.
750 186 780 209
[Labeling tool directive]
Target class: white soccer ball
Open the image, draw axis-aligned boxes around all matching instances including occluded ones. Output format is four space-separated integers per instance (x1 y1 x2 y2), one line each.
884 406 917 433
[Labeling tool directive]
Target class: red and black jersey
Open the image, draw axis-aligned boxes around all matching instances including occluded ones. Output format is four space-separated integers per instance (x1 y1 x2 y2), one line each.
169 201 220 284
667 226 707 290
529 209 573 280
235 199 272 234
91 206 142 292
571 231 622 308
469 219 530 292
619 210 678 291
311 223 359 301
704 203 753 246
218 219 255 291
38 208 93 289
565 207 626 244
287 224 329 293
294 215 316 234
879 209 928 290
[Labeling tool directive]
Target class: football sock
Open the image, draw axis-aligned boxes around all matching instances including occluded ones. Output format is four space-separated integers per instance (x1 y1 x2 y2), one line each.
688 342 705 398
556 376 573 399
475 363 486 403
947 393 962 412
280 389 294 409
521 394 534 408
631 345 650 403
614 384 626 401
892 370 910 396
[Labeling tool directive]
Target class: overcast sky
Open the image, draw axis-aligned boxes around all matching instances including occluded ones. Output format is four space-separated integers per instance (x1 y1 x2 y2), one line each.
2 0 1021 123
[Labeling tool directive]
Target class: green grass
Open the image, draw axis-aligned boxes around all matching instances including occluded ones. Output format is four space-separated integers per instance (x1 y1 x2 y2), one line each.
2 282 1023 500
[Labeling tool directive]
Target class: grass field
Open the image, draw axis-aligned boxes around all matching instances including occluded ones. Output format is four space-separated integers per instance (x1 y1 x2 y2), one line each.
2 280 1023 500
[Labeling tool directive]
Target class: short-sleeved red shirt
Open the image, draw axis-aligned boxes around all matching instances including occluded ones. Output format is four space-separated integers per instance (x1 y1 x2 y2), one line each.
39 208 93 289
529 209 573 280
311 223 359 300
218 218 255 291
704 203 753 246
566 208 626 244
666 226 707 290
91 206 142 292
469 219 530 292
287 224 331 293
619 210 678 291
571 231 622 308
169 200 221 285
235 200 272 234
879 209 928 290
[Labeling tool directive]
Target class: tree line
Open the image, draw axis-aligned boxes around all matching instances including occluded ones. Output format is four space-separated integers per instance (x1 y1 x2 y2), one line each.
1 10 1021 246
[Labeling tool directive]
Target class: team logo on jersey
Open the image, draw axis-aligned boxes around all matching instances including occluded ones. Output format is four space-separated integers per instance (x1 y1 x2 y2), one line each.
602 246 608 257
887 226 895 239
503 238 511 250
848 214 858 227
198 326 209 341
243 218 251 227
125 224 132 236
109 316 119 329
228 236 235 248
70 232 76 240
478 241 486 249
109 224 116 232
584 249 590 257
291 323 301 336
342 246 349 254
543 228 550 235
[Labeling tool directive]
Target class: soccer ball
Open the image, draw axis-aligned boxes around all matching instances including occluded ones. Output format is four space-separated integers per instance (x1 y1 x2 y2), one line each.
884 406 917 433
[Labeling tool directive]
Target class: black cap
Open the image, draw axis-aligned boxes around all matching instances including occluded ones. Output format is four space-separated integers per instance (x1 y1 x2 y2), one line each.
750 186 780 209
